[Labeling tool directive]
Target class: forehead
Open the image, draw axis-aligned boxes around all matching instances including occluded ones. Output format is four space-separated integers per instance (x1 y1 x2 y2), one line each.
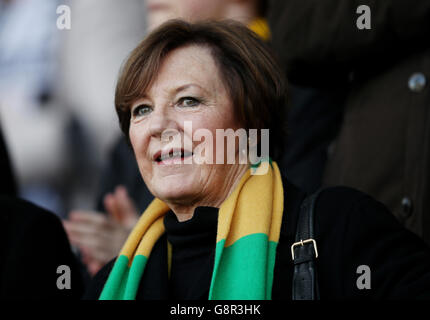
148 44 223 94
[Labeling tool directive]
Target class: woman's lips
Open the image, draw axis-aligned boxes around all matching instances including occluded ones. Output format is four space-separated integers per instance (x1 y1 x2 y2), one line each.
157 154 193 165
153 149 193 165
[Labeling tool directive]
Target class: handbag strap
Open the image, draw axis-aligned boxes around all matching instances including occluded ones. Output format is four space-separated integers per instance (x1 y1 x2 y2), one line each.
291 189 323 300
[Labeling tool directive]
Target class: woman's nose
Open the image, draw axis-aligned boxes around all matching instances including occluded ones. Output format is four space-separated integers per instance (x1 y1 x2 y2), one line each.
147 112 180 140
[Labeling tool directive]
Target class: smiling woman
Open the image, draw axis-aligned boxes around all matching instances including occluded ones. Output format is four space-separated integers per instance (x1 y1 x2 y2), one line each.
84 20 430 300
115 20 286 221
129 43 248 218
115 20 286 161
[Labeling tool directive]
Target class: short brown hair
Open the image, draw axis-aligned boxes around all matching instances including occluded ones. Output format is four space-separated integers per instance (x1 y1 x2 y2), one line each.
115 19 287 160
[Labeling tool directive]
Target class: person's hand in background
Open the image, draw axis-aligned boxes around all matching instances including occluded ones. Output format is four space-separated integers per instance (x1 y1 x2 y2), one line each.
63 185 139 276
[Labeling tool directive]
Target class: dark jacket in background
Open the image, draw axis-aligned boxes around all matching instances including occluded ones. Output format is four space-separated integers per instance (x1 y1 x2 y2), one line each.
0 127 84 299
269 0 430 244
0 127 17 197
0 195 84 299
280 83 345 193
84 179 430 299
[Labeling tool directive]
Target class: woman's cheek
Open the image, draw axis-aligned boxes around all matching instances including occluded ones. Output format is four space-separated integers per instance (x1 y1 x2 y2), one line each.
130 126 149 165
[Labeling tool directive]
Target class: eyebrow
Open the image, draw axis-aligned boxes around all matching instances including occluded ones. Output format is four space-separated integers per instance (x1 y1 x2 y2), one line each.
174 83 209 95
132 83 210 108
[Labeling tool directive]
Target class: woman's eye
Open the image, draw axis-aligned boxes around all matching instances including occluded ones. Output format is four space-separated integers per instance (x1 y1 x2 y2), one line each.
178 97 200 108
132 105 152 118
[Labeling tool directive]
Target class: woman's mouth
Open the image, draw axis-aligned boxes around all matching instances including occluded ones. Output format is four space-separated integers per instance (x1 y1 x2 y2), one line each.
154 148 193 165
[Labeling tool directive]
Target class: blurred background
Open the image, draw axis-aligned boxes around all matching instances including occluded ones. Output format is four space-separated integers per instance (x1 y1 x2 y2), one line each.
0 0 148 217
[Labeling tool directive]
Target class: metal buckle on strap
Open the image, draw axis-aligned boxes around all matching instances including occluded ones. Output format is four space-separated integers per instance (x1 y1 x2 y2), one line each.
291 238 318 260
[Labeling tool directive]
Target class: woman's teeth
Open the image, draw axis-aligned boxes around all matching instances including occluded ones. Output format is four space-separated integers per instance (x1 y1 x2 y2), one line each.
158 150 192 162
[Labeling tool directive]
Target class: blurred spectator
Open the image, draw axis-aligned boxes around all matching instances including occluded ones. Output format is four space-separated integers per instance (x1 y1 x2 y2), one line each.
0 126 84 299
146 0 267 31
268 0 430 244
0 195 85 299
0 0 70 216
55 0 148 211
0 0 149 219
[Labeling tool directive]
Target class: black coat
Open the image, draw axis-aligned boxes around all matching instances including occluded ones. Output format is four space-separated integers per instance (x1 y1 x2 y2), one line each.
84 178 430 299
0 127 17 197
268 0 430 244
0 195 85 299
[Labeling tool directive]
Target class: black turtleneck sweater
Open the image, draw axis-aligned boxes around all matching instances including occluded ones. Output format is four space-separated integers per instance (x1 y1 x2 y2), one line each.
84 179 430 300
83 206 219 300
164 207 218 299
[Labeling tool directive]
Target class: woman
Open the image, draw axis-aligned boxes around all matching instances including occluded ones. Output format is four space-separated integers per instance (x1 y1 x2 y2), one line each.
85 20 430 300
63 0 270 277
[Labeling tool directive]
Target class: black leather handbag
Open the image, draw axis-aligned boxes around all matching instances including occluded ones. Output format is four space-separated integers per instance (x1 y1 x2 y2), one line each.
291 190 322 300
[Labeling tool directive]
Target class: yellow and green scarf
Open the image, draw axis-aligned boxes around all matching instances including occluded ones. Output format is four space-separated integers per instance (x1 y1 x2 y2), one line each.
248 18 271 41
99 161 284 300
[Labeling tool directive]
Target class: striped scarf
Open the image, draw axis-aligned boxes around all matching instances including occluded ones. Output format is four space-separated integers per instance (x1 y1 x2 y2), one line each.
99 161 284 300
248 18 271 41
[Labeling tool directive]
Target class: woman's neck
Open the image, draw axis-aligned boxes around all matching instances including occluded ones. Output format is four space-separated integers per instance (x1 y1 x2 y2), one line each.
167 164 249 222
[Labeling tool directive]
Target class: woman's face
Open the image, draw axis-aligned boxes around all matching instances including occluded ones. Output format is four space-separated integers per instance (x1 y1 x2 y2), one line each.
129 45 244 207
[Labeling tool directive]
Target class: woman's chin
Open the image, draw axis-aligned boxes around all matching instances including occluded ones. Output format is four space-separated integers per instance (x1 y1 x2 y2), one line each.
151 175 200 202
